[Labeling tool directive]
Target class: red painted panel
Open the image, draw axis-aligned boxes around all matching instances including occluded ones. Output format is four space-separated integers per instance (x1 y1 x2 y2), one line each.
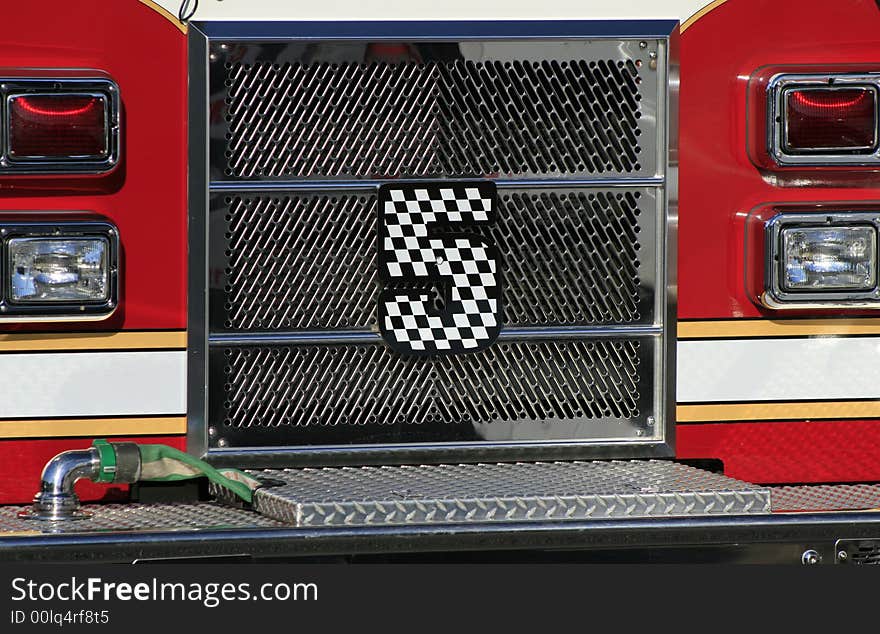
0 436 187 505
677 1 880 485
0 2 188 504
679 0 880 320
0 0 187 331
678 421 880 484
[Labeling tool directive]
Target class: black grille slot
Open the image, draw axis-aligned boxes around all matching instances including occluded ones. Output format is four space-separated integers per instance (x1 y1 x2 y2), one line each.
221 57 644 179
851 542 880 565
214 340 643 447
216 189 650 331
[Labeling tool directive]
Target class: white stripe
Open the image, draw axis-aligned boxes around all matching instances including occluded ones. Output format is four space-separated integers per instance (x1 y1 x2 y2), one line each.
0 351 186 419
677 338 880 403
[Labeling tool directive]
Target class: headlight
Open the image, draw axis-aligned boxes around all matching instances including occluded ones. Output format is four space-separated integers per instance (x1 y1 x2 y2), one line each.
9 237 110 303
765 212 880 308
1 221 118 320
781 226 877 291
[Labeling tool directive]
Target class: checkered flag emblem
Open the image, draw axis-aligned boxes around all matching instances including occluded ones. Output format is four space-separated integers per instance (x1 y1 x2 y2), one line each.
378 181 502 356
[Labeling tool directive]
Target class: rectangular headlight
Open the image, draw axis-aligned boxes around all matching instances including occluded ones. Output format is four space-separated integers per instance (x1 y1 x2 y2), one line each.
9 237 110 303
781 226 877 291
0 221 118 320
766 212 880 308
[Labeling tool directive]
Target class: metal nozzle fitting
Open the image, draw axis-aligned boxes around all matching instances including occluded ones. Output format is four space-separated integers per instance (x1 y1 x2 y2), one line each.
19 441 143 521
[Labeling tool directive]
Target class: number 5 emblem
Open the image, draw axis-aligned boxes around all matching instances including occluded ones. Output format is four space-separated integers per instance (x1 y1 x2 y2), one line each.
378 181 503 356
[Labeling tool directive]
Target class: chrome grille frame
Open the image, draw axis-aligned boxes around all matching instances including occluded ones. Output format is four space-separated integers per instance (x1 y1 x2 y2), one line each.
188 21 679 467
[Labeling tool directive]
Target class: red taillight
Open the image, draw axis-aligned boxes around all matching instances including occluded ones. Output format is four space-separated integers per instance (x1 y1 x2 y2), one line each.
785 88 878 152
8 94 108 159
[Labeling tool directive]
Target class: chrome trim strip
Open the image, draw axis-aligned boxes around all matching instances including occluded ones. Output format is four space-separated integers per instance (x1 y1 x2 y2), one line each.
208 326 664 347
187 24 211 459
209 177 667 193
659 27 679 458
207 441 673 470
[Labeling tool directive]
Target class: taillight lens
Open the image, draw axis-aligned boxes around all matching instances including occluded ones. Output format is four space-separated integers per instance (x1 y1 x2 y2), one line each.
784 87 878 153
8 94 108 159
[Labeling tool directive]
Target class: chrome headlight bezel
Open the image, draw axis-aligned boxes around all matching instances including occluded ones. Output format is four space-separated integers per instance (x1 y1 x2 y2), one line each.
1 221 119 320
764 212 880 309
768 73 880 166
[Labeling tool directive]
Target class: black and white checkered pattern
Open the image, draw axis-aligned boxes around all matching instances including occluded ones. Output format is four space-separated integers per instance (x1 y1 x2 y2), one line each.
378 182 501 355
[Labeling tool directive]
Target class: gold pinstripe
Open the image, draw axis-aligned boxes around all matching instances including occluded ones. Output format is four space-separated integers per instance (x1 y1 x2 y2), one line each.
678 319 880 339
0 331 186 352
677 401 880 423
138 0 187 34
0 416 187 439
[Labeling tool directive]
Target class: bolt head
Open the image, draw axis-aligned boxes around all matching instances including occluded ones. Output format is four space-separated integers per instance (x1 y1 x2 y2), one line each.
801 549 821 565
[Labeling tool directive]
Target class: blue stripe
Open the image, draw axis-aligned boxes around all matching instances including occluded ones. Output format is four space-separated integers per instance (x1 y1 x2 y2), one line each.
196 20 678 41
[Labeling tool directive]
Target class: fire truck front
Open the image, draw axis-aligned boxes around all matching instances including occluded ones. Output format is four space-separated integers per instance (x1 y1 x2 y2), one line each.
1 0 880 563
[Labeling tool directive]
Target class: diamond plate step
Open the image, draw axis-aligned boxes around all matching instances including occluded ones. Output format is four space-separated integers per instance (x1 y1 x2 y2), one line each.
224 461 772 527
770 484 880 513
0 502 286 536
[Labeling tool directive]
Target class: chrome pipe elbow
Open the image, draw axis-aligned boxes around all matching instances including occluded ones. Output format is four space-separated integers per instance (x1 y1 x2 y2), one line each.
20 448 101 521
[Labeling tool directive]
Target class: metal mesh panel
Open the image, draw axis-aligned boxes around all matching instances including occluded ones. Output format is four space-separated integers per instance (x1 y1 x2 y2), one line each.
221 57 644 179
198 34 670 458
218 340 641 438
217 189 647 331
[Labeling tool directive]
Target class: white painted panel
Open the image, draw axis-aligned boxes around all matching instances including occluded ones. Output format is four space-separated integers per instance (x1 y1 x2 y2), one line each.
677 338 880 403
0 351 186 418
154 0 711 21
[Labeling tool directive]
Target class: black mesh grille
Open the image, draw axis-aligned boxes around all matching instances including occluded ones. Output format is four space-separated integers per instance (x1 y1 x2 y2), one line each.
851 543 880 565
217 189 647 331
218 340 641 441
222 58 644 179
